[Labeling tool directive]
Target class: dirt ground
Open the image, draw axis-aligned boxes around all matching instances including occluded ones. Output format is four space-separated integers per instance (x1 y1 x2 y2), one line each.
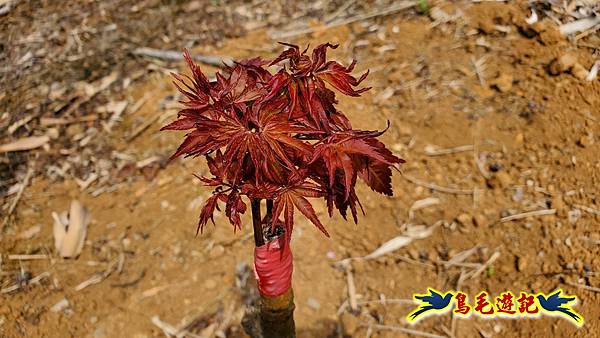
1 1 600 337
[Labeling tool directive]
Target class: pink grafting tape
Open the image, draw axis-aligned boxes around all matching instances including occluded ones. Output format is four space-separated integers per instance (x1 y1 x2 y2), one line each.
254 236 293 297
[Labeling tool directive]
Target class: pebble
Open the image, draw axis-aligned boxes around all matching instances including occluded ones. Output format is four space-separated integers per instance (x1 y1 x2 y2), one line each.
552 195 566 217
306 298 321 311
456 213 473 227
50 298 69 313
204 279 217 289
339 312 359 335
578 134 592 147
491 73 513 93
473 213 488 227
549 53 577 75
572 63 588 80
515 132 524 144
516 256 527 272
568 209 581 225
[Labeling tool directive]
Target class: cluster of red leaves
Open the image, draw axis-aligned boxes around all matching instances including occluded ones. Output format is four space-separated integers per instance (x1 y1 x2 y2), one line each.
162 43 404 237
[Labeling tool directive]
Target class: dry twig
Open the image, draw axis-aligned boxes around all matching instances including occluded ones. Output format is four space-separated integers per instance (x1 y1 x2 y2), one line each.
272 1 417 39
402 174 474 195
500 209 556 222
133 47 232 67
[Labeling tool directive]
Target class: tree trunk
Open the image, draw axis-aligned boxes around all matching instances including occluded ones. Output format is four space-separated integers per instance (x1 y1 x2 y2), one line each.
243 198 296 338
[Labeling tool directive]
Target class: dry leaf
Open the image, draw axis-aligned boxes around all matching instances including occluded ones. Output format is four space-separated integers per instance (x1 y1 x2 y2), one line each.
364 236 413 259
363 222 441 259
560 17 600 35
0 136 49 153
408 197 440 219
53 200 89 258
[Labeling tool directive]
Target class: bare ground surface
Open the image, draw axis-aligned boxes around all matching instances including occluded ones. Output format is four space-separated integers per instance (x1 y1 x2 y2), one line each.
1 1 600 338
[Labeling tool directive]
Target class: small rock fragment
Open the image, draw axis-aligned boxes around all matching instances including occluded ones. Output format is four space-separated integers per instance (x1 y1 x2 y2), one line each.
307 298 321 311
491 73 513 93
473 213 489 227
568 209 581 224
204 279 217 289
456 213 473 227
340 312 360 336
572 63 588 80
50 298 70 313
557 53 577 73
516 256 527 272
488 171 512 189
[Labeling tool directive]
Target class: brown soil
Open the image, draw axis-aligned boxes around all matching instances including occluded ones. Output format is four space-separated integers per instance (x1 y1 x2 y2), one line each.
2 1 600 338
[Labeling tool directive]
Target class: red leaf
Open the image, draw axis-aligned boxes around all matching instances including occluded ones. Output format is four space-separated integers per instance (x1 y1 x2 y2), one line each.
162 45 405 236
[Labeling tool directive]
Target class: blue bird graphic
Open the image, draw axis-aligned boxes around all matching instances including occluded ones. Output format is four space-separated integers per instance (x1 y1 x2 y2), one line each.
537 290 582 324
408 288 454 321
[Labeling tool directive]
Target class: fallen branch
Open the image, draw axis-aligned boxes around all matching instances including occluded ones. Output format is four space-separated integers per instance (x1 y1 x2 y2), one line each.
0 136 48 153
573 204 600 216
74 257 119 291
402 174 474 195
564 281 600 293
126 113 161 141
2 166 34 227
133 47 233 68
500 209 556 223
1 271 50 294
424 144 473 156
467 251 500 279
271 1 417 39
40 115 99 126
7 254 49 260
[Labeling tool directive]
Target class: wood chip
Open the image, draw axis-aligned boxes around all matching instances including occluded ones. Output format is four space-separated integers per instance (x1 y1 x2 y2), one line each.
0 136 49 153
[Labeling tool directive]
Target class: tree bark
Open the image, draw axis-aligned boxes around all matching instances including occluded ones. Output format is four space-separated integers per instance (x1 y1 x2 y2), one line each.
243 198 296 338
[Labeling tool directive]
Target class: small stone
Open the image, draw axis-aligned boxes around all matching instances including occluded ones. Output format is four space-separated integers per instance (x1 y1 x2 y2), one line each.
568 209 581 225
557 53 577 72
456 213 473 227
578 135 592 147
473 213 488 227
488 171 512 189
491 73 513 93
209 245 225 259
307 298 321 311
50 298 69 313
516 256 527 272
515 133 524 144
340 313 359 335
552 195 566 217
408 249 420 261
204 279 217 289
572 63 588 80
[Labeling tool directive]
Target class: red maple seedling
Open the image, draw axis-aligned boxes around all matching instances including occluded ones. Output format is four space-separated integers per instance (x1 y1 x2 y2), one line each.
162 42 404 337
